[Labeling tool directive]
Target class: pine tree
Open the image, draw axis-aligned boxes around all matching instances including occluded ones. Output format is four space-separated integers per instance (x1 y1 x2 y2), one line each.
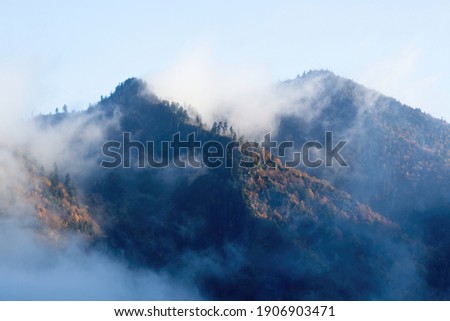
65 172 76 202
50 163 59 188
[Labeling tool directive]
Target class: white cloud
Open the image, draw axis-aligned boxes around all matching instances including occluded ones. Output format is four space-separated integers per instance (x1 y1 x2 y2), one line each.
0 221 200 300
148 46 333 138
148 46 276 136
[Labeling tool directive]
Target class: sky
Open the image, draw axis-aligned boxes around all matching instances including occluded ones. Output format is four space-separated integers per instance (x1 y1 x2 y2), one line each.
1 0 449 121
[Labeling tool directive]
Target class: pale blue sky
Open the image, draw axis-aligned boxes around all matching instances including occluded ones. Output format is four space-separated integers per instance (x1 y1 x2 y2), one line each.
1 0 449 121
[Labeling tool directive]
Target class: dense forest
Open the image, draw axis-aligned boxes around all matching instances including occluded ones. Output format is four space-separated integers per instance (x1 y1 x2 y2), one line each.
2 72 449 300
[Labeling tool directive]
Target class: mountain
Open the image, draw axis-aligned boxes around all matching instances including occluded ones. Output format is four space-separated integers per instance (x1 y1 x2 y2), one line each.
3 73 450 300
276 70 450 218
273 71 450 297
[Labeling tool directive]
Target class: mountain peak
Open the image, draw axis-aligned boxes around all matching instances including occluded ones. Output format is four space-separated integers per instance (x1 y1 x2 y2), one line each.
110 77 148 99
298 69 336 78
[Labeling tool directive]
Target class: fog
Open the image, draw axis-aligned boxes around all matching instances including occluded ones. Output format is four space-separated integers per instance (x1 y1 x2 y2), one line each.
1 54 448 300
0 218 199 300
0 70 201 300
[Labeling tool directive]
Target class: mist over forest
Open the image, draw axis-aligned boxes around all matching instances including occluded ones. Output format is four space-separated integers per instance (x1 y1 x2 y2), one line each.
0 71 449 300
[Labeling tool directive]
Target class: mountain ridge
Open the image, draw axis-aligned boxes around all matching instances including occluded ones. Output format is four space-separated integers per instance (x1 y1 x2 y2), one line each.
3 70 448 300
